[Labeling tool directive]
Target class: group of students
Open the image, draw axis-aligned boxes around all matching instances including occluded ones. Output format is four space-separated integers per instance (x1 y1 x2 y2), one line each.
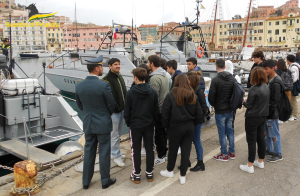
240 51 300 173
75 50 300 189
125 55 208 184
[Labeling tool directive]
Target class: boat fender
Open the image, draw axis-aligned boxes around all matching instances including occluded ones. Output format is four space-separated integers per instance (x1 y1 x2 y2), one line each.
197 46 204 58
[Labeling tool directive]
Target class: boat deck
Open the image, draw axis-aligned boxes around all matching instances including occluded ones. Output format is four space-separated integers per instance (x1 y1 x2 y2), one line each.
0 140 61 166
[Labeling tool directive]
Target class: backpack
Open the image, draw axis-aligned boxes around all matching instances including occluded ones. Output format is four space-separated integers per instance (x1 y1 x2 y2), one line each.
280 70 293 91
230 77 245 110
275 82 292 121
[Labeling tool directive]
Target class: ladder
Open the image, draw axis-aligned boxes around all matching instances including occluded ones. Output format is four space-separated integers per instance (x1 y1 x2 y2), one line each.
21 87 44 139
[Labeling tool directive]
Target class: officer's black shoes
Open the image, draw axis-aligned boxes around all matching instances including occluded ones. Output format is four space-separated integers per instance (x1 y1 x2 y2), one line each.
83 184 89 190
102 178 117 189
130 173 141 184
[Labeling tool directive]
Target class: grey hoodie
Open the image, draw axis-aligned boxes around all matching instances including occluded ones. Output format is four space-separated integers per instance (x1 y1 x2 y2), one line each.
149 67 170 112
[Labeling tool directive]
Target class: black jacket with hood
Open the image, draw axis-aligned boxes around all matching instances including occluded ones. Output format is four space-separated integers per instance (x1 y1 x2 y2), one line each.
161 90 204 128
194 83 208 117
267 75 283 119
208 71 234 114
124 83 160 129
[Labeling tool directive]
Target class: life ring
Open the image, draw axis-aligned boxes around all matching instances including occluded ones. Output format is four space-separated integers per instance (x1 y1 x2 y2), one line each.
197 46 204 58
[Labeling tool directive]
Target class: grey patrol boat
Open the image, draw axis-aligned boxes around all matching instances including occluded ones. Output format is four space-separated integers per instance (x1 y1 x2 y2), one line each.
0 54 83 158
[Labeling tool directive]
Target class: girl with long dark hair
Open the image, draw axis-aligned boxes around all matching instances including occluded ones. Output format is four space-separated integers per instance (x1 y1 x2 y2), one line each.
160 74 203 184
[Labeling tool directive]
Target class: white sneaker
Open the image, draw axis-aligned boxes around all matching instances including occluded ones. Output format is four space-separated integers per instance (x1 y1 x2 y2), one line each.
160 170 174 178
114 156 125 167
112 155 126 159
178 147 181 154
141 148 146 157
154 156 166 166
278 120 283 124
179 175 186 184
239 164 254 173
289 116 298 121
253 160 264 169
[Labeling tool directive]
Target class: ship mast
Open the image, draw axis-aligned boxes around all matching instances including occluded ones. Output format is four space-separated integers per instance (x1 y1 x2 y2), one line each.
75 2 78 52
243 0 252 48
211 0 218 49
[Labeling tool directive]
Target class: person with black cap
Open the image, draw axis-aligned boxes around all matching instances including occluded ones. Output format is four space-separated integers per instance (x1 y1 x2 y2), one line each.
75 55 116 190
1 38 10 59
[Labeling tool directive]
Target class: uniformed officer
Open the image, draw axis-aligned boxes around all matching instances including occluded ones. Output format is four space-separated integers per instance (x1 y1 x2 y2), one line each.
75 55 117 190
1 38 10 59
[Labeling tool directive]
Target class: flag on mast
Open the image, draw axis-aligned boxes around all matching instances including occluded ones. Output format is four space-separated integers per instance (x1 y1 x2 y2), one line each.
112 20 117 40
201 4 206 9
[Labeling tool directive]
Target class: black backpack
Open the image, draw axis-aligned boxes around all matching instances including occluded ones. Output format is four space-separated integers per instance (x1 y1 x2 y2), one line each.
230 77 245 110
275 82 292 121
280 70 293 91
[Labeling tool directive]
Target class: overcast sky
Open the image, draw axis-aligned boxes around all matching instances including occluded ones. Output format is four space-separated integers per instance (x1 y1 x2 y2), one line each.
15 0 296 26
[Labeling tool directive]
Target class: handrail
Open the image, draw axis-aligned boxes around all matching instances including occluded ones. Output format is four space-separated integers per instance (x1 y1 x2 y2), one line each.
14 61 29 78
46 52 71 68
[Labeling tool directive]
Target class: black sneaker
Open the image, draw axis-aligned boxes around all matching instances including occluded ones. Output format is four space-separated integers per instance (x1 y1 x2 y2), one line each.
145 171 154 182
265 150 276 157
268 155 283 162
130 173 141 184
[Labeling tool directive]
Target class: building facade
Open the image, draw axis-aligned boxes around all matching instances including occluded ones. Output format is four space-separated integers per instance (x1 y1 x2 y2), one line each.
139 24 158 42
46 26 64 52
1 10 48 52
64 25 141 50
265 13 300 48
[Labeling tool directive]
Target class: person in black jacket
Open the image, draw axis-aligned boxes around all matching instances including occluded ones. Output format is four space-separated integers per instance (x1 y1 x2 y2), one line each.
240 67 270 173
160 74 203 185
262 60 284 163
187 71 207 172
247 50 264 88
124 67 160 184
130 64 151 88
275 59 292 100
208 59 235 161
166 60 182 89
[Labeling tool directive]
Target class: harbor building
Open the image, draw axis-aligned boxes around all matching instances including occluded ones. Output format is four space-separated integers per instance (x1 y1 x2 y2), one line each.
46 26 65 53
64 25 141 51
139 24 158 44
264 13 300 48
0 10 48 53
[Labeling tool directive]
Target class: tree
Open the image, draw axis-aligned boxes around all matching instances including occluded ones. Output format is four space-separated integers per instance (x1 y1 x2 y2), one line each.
232 14 242 20
276 9 283 16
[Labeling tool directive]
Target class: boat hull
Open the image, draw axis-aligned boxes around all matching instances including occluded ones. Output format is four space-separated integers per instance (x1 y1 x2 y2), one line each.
19 54 39 58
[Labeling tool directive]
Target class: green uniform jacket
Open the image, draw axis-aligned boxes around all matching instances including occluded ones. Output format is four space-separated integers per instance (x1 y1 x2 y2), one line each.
75 76 115 134
102 70 127 113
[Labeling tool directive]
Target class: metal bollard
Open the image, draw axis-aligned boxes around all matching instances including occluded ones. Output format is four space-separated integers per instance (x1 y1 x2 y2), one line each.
11 160 39 195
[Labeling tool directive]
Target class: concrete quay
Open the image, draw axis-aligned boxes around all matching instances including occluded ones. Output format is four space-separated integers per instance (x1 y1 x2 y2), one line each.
0 100 299 196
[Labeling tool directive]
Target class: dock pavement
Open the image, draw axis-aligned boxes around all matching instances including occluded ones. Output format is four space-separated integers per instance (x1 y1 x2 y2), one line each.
0 99 300 196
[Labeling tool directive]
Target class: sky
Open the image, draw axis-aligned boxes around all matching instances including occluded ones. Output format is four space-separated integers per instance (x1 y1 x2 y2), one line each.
15 0 296 26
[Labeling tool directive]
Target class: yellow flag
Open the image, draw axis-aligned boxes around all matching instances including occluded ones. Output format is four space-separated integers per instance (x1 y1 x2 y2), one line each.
201 4 206 9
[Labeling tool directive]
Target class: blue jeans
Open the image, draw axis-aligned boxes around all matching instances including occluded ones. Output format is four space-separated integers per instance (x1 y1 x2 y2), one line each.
215 113 235 155
193 124 203 161
111 112 124 158
265 119 282 156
